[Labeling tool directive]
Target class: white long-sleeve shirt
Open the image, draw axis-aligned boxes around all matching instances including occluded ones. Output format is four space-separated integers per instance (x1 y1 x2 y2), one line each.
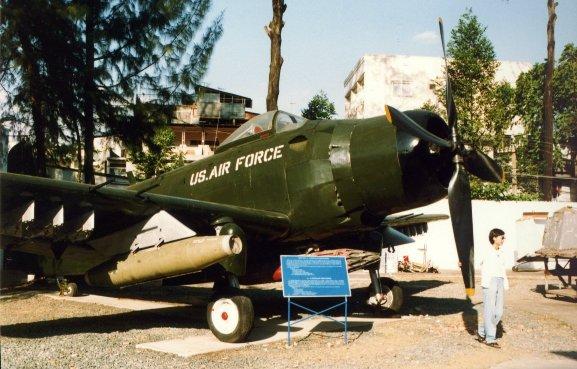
480 246 509 290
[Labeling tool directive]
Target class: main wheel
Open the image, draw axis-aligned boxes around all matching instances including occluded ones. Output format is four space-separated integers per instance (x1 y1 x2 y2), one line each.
64 282 79 297
368 277 403 313
207 295 254 343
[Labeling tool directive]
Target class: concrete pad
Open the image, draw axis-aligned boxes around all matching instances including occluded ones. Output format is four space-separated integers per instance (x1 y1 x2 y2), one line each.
136 315 383 357
136 317 319 357
42 292 188 311
41 285 394 358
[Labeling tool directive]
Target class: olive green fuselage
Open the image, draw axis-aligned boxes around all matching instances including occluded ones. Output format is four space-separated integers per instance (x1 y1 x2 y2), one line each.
2 114 450 279
131 116 443 242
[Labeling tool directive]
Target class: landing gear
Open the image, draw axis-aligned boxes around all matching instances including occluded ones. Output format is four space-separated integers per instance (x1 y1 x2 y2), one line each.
367 269 403 313
57 278 79 297
212 272 240 296
207 295 254 343
207 273 254 343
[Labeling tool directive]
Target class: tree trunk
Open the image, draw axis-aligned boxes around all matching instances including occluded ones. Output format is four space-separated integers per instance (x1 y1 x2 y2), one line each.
83 0 96 184
18 29 47 177
30 100 47 177
541 0 556 201
570 151 577 202
73 121 83 182
265 0 286 112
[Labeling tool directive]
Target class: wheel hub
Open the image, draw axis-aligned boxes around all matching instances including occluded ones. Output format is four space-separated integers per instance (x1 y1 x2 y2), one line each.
210 298 240 335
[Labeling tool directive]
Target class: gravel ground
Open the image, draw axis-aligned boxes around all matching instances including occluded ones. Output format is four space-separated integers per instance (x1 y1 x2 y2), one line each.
1 272 576 369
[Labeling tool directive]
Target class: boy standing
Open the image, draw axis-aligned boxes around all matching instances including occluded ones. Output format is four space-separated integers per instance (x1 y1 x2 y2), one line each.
477 228 509 348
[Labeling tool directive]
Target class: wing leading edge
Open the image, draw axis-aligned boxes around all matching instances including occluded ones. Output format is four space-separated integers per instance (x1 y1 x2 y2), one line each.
380 213 449 247
0 172 290 254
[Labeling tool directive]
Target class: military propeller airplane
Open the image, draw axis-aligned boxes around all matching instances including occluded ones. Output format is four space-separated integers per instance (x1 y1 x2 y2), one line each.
0 20 503 343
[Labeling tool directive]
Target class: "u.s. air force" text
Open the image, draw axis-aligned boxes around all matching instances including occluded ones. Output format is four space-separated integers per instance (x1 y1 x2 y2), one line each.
190 145 284 186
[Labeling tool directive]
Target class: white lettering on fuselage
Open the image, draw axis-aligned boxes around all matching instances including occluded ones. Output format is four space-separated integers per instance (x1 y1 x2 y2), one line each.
190 144 284 187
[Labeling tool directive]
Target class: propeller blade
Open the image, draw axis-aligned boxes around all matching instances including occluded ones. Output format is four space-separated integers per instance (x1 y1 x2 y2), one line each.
385 105 451 148
439 18 475 297
463 149 504 183
438 17 448 59
438 18 458 138
448 163 475 297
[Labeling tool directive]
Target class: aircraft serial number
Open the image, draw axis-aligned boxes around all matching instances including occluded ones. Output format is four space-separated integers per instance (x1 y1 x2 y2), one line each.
189 145 285 186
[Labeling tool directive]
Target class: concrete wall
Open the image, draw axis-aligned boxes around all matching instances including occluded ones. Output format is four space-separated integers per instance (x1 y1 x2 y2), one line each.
383 199 576 272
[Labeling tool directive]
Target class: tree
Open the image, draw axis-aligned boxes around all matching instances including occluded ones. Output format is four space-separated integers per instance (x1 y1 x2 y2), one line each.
1 0 223 183
514 63 546 192
301 91 336 120
486 82 516 152
1 0 83 177
427 9 538 200
554 43 577 201
130 127 184 178
78 0 223 183
431 9 500 148
541 0 557 200
265 0 286 111
514 43 577 200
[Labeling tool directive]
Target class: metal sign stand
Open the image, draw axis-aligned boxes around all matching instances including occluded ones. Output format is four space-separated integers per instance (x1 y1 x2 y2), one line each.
286 297 348 346
281 255 351 346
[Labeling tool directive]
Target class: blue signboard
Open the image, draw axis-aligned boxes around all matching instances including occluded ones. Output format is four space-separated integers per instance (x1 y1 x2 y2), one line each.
280 255 351 298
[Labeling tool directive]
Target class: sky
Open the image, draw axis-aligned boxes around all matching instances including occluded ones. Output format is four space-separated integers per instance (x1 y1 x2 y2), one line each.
200 0 577 118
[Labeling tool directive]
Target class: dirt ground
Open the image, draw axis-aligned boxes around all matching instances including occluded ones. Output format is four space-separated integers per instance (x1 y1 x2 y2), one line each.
1 271 576 369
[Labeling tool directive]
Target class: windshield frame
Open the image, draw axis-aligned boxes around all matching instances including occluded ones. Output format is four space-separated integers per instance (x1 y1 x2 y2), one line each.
220 110 307 147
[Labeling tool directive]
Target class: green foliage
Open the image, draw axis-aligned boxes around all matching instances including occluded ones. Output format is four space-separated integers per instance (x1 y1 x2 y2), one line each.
87 0 223 106
486 81 516 149
447 9 499 148
514 43 577 198
1 0 222 181
514 63 546 179
553 44 577 175
1 0 84 176
130 127 184 178
420 100 443 116
431 9 508 150
124 101 183 178
301 91 336 120
470 178 539 201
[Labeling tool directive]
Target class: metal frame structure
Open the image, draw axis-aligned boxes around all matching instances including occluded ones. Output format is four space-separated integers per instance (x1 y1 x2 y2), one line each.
286 297 348 346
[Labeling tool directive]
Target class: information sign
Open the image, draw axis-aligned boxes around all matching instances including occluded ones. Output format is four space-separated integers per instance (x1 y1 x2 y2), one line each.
280 255 351 298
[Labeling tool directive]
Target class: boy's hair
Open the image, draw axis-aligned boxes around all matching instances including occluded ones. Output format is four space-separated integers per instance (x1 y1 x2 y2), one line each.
489 228 505 244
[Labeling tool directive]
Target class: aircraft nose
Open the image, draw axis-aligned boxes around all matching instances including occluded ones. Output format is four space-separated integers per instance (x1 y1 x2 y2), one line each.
394 110 453 207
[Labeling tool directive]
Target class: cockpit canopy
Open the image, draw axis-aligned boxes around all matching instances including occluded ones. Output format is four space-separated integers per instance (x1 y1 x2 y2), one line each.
221 110 307 146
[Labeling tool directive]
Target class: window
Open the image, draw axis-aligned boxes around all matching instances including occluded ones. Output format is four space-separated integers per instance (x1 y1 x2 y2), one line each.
221 111 307 146
220 111 276 145
275 111 306 133
393 80 413 97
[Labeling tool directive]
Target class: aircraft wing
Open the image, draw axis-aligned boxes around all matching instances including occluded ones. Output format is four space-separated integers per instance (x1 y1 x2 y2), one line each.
382 213 448 237
0 172 290 258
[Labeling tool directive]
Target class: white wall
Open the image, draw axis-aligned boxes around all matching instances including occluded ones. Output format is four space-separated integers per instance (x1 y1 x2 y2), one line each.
344 54 532 119
387 199 576 271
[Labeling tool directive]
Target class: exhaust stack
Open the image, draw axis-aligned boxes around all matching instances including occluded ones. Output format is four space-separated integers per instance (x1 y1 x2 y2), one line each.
85 235 242 288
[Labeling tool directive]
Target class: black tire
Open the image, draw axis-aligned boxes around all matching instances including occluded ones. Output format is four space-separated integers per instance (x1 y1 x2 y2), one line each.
207 295 254 343
368 277 404 313
64 282 79 297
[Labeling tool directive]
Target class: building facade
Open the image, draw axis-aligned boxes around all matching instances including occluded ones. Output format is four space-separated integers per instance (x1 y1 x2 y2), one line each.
93 85 256 182
1 86 256 184
169 86 256 162
344 54 532 119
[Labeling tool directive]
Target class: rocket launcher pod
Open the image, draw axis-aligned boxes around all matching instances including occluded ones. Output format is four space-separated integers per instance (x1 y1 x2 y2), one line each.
84 235 243 288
